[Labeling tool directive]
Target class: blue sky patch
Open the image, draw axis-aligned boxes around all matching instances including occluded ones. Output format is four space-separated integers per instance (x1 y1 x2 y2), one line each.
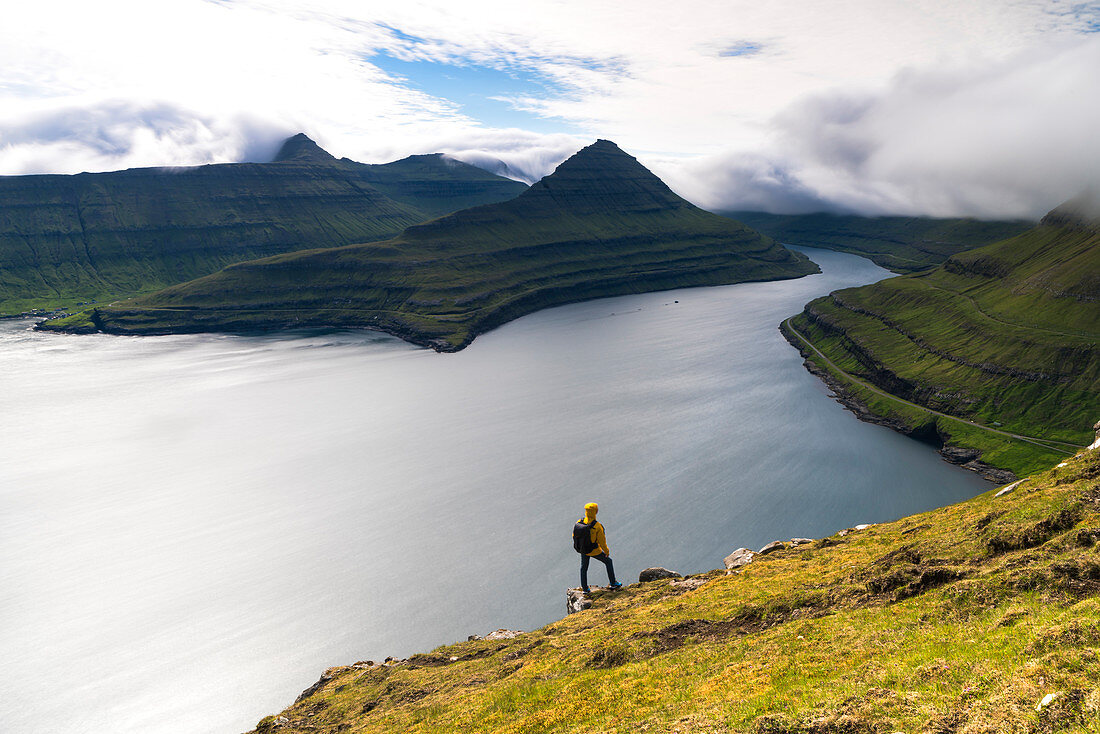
370 53 576 133
718 40 764 58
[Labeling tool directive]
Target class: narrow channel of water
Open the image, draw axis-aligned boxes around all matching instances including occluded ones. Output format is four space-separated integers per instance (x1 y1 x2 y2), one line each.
0 247 990 734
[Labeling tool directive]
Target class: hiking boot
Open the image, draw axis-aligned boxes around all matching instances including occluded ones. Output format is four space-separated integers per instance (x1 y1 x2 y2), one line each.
608 582 622 590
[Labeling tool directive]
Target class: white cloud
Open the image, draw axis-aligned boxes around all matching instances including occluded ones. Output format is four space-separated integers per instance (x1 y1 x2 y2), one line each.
671 35 1100 218
1 0 1099 217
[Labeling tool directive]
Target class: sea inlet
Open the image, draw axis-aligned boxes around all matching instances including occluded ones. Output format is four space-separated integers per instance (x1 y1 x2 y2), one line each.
0 247 990 734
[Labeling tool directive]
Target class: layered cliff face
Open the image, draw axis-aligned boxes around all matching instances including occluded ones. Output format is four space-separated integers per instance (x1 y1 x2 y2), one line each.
49 139 817 350
787 197 1100 476
0 135 526 314
247 447 1100 733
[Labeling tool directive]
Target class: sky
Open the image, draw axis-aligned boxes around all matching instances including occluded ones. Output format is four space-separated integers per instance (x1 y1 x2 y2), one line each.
2 0 1099 218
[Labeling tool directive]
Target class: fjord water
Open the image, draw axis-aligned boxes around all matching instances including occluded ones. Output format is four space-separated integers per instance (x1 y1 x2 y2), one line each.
0 248 989 734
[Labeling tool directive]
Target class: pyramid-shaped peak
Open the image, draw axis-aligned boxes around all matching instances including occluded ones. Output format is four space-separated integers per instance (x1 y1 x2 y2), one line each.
525 139 691 214
272 133 337 164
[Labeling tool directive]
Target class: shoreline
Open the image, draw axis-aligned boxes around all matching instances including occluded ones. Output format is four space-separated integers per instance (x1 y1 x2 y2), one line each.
779 319 1017 484
33 265 819 353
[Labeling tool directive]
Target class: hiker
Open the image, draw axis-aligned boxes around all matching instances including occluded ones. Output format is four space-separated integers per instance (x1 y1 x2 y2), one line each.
573 502 621 593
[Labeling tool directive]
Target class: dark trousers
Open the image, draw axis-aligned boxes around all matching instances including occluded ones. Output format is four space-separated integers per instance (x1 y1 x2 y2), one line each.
580 553 617 591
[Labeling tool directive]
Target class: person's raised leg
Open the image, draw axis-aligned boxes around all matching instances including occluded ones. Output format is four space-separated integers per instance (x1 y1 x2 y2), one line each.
593 553 620 588
603 555 619 587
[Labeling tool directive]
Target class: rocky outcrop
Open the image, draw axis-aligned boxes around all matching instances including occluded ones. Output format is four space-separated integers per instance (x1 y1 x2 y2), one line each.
758 541 787 556
939 447 1018 484
638 567 682 583
724 548 757 572
566 588 593 615
669 577 709 591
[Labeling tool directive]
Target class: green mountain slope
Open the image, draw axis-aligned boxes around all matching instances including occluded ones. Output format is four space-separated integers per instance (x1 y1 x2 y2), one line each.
785 199 1100 476
0 134 526 315
246 444 1100 734
48 140 817 351
725 210 1032 273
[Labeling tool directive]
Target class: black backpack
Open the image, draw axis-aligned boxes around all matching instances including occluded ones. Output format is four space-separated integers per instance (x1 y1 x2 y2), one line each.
573 520 597 554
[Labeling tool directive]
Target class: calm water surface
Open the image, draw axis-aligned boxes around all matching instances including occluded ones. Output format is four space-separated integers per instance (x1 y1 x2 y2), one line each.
0 248 990 734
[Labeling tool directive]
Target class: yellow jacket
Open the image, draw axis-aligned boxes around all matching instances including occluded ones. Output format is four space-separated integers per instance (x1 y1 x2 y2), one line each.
578 504 610 556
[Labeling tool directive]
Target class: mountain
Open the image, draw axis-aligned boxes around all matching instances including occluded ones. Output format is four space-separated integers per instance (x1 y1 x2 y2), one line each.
0 134 526 315
783 197 1100 476
247 444 1100 733
43 140 818 350
724 210 1032 273
271 132 338 164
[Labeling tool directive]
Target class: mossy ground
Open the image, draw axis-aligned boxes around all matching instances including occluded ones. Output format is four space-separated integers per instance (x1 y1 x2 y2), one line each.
252 450 1100 734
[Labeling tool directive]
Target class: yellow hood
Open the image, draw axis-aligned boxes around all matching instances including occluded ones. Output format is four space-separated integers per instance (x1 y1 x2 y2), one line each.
583 502 599 524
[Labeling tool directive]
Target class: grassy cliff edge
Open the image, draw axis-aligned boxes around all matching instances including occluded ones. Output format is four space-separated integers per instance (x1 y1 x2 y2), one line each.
249 444 1100 733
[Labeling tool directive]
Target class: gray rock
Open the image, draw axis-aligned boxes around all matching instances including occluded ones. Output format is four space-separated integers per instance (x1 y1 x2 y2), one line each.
638 566 681 583
723 547 756 571
995 479 1023 498
788 537 814 546
758 540 787 555
940 446 980 464
566 587 593 614
670 577 707 591
484 628 521 640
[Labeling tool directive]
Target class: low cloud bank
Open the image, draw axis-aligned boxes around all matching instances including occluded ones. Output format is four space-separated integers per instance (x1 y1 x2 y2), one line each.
3 37 1099 219
672 37 1100 219
429 130 584 184
0 101 295 175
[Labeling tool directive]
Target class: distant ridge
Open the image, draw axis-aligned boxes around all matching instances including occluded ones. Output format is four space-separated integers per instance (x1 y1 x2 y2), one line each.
0 133 526 315
48 139 818 350
725 210 1033 273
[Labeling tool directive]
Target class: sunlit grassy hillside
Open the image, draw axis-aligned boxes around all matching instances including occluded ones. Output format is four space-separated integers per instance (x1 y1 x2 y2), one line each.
787 206 1099 476
248 444 1100 733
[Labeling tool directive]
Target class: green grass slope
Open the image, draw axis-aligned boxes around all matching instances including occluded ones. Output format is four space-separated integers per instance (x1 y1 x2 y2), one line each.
787 202 1099 476
726 211 1032 273
50 140 817 350
0 134 526 315
247 444 1100 734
